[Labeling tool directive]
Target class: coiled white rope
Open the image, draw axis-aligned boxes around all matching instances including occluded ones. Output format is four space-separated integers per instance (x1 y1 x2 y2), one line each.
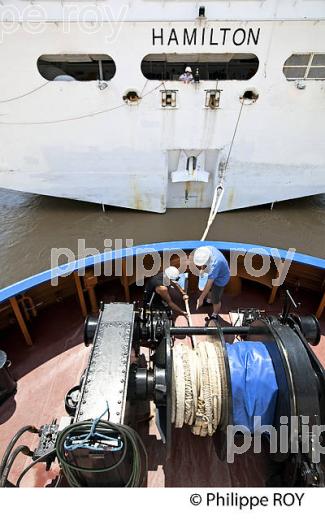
172 339 228 437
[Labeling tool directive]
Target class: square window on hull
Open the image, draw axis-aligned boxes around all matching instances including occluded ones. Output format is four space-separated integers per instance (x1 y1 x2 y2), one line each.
308 67 325 79
283 66 306 79
312 54 325 66
284 54 310 66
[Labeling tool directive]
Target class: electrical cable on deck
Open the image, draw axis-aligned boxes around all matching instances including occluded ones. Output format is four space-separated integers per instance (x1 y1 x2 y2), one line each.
56 418 147 487
172 340 228 437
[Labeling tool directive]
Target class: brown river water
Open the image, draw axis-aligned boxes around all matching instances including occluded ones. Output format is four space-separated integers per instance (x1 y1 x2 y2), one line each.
0 188 324 289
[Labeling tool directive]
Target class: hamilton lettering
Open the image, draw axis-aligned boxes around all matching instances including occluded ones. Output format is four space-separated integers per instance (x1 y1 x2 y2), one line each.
184 28 197 45
152 27 260 47
168 28 178 46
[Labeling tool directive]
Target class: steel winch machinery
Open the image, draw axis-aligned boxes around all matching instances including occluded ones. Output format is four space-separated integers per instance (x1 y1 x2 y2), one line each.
1 293 325 487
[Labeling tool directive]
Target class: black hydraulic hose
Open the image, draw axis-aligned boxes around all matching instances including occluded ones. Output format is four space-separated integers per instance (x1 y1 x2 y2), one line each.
0 445 33 487
0 425 38 477
16 450 57 488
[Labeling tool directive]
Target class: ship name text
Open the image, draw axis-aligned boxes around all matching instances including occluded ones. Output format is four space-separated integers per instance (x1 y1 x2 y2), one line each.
152 27 261 47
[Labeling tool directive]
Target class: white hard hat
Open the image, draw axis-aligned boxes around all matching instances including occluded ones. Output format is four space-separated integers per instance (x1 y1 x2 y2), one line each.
193 246 211 266
185 66 192 73
164 266 180 281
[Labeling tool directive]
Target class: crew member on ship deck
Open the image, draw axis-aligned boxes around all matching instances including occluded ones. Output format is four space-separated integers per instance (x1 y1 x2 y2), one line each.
179 66 194 83
144 267 188 317
194 246 230 322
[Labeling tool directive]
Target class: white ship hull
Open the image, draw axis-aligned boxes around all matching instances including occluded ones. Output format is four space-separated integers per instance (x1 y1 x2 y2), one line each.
0 1 324 212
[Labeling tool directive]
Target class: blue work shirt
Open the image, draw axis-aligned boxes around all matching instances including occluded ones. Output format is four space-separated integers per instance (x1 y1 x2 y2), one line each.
206 247 230 287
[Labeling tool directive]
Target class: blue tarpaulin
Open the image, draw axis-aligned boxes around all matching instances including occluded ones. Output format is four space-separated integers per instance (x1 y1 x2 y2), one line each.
226 341 278 432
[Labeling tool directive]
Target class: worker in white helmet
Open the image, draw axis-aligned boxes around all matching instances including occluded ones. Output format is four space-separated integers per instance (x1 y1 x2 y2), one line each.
144 266 188 316
193 246 230 322
179 66 194 83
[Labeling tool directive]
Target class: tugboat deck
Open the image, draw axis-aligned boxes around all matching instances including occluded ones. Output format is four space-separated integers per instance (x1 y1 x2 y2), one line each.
1 284 324 487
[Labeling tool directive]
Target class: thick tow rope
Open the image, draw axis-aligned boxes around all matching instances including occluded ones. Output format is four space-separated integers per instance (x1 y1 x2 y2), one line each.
172 340 228 437
200 184 225 241
200 101 244 241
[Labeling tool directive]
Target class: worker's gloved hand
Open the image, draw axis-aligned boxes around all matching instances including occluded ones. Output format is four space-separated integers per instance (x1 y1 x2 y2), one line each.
183 294 189 301
196 296 204 310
